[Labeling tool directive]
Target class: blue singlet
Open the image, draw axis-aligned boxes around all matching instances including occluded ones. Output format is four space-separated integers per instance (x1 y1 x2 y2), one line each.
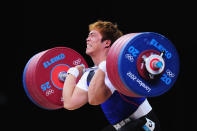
87 69 146 125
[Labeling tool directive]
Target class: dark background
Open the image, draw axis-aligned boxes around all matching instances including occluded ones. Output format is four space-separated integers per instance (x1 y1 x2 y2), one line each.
2 1 195 130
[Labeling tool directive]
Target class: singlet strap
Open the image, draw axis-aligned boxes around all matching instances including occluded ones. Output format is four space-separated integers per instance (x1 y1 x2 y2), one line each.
87 70 95 86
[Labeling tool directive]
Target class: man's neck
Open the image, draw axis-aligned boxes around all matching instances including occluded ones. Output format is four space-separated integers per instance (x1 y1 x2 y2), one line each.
91 56 106 66
90 52 108 66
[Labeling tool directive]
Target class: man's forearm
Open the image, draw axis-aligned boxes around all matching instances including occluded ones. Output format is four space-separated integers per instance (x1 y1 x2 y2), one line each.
62 74 77 106
63 65 84 103
88 69 111 105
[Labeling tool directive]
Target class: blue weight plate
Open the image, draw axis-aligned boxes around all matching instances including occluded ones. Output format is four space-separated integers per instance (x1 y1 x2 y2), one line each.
118 32 180 97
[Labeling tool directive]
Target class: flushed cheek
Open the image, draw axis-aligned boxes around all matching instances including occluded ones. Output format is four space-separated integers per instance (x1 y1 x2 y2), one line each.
90 37 96 41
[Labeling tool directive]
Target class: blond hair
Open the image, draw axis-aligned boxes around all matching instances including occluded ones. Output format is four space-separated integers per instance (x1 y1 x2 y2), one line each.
89 20 123 45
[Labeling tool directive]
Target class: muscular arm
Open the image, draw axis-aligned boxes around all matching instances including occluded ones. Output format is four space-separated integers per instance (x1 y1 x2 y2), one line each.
63 66 88 110
88 69 112 105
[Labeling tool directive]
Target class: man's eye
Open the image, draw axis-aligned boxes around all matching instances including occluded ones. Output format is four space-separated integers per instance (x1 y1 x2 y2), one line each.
89 33 95 37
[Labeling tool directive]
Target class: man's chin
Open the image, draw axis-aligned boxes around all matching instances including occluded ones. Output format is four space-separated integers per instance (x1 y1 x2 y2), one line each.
85 50 90 55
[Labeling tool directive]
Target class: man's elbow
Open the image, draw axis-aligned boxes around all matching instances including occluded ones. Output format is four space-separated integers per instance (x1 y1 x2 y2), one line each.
63 102 76 110
88 97 102 105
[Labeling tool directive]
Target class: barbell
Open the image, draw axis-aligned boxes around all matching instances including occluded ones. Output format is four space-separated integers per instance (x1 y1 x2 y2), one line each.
23 32 180 110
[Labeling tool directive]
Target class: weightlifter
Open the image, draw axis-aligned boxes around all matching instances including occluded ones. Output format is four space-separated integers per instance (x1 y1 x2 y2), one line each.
62 20 161 131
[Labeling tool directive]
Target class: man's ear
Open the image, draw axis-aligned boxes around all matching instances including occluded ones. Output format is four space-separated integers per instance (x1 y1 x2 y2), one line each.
104 40 111 48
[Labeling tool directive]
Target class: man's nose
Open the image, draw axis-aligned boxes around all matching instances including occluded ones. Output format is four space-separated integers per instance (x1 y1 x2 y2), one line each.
86 36 90 42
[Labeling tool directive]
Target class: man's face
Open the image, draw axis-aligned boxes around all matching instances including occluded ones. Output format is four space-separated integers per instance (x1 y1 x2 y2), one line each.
86 30 104 55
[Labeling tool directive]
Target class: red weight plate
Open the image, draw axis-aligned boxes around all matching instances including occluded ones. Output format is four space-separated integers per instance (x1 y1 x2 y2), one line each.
26 50 59 109
25 47 88 110
35 47 88 109
107 33 141 97
107 35 128 94
25 50 54 109
107 34 133 96
107 34 131 95
107 34 133 95
114 33 140 97
117 33 144 97
116 34 140 97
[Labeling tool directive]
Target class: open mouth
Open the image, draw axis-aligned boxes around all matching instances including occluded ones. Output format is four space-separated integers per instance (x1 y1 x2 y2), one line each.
86 44 92 49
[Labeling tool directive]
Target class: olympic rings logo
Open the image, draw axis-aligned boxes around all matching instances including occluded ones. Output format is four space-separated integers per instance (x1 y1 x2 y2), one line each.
166 69 175 78
46 89 54 96
73 58 81 65
125 54 134 62
61 97 64 102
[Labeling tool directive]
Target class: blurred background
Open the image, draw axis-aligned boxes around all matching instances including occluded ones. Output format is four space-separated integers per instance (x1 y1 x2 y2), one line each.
3 1 195 130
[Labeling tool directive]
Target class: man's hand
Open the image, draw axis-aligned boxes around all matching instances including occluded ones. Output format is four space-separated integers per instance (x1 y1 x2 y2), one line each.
67 64 85 79
75 64 86 78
